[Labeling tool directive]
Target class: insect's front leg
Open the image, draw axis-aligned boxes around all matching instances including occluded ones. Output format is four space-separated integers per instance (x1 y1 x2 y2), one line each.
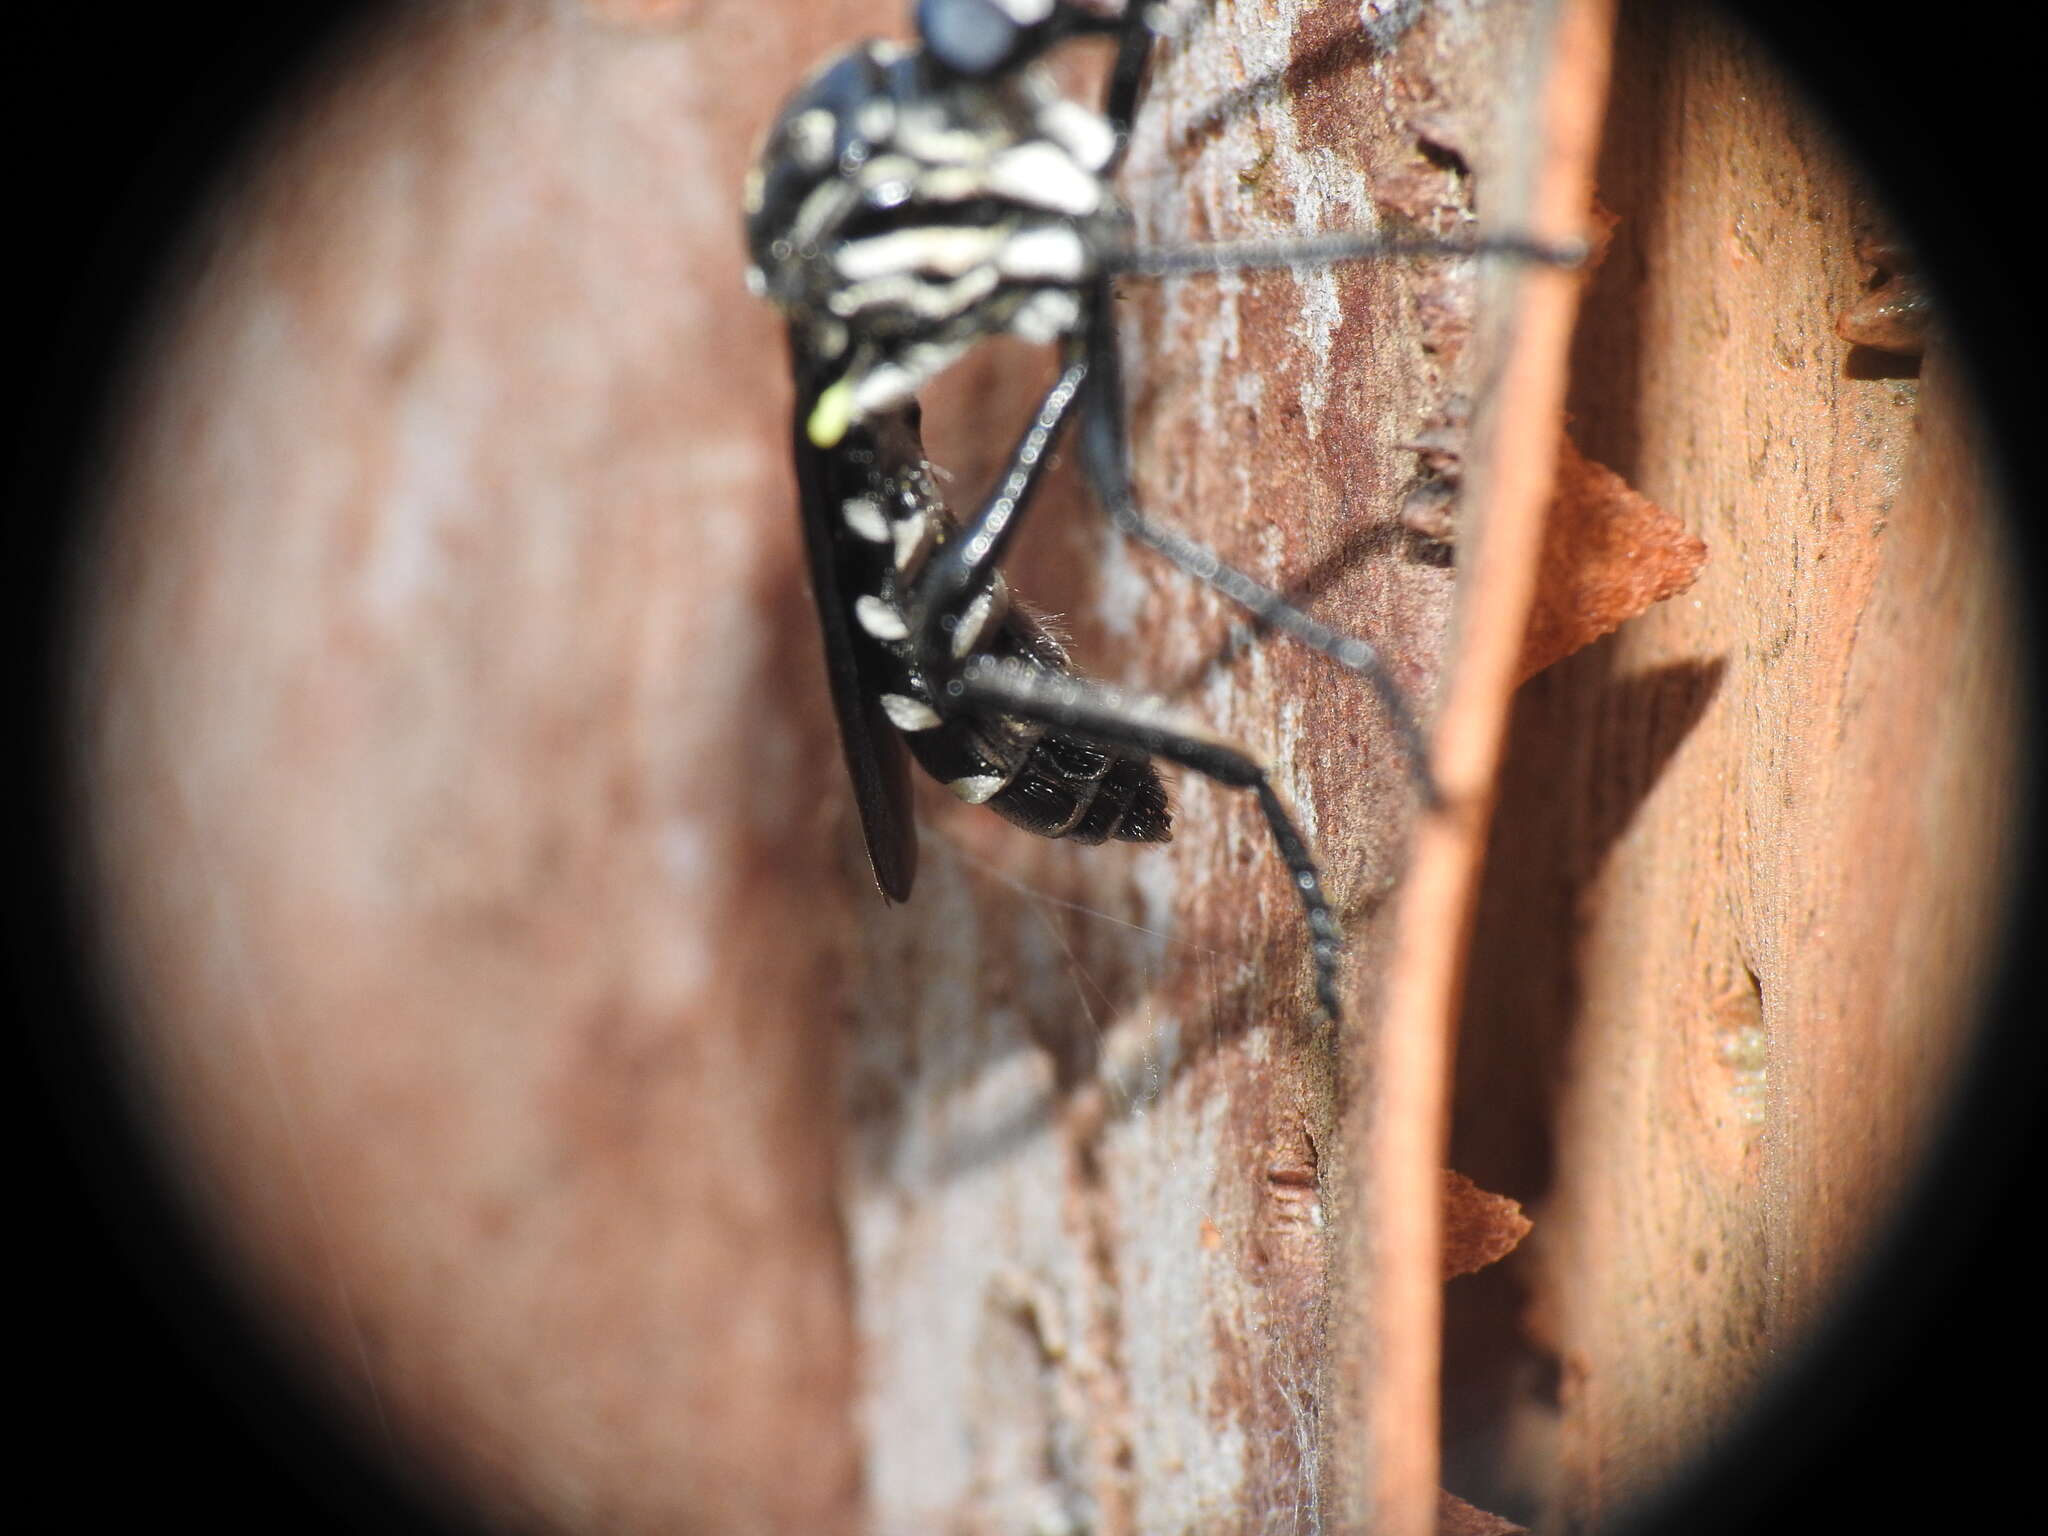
1101 1 1159 158
951 653 1346 1022
903 359 1089 680
1073 276 1443 803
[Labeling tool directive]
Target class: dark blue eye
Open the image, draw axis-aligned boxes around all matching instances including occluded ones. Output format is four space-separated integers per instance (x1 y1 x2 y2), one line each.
917 0 1024 76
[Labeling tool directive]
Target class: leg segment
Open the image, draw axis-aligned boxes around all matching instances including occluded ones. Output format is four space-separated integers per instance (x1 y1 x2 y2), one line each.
1074 278 1442 803
905 361 1088 671
948 654 1345 1021
1102 3 1158 151
1107 228 1589 278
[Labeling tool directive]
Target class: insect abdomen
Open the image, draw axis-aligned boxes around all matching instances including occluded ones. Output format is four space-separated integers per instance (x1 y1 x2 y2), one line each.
831 409 1170 849
989 728 1170 844
890 602 1171 847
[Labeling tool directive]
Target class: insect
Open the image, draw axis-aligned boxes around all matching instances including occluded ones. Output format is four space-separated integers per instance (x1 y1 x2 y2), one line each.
743 0 1570 1020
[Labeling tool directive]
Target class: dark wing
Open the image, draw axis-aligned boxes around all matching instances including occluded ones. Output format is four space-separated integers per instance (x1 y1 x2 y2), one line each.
788 345 917 901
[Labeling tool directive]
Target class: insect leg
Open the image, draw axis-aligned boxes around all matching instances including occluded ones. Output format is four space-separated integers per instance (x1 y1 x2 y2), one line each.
947 653 1345 1021
904 360 1088 665
1074 278 1442 803
1108 228 1589 277
1102 3 1158 150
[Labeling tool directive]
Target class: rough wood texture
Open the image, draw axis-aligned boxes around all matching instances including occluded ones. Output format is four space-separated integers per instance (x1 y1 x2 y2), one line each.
1440 4 2024 1529
844 3 1597 1531
1332 1 1609 1529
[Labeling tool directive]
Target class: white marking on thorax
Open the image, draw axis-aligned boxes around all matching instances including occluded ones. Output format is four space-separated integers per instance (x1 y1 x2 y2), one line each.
829 266 1000 322
855 97 896 144
849 339 969 419
985 142 1101 216
835 226 1006 282
855 153 924 198
787 108 836 171
1037 99 1118 173
1008 289 1083 344
790 177 859 254
995 225 1089 282
990 0 1055 24
893 109 998 167
918 165 995 203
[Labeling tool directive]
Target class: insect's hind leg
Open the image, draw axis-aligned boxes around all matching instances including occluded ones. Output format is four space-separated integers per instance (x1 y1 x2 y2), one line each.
949 653 1345 1022
1073 277 1443 805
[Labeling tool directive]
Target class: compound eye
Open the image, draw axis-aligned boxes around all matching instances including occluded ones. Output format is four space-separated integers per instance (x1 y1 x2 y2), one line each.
917 0 1026 76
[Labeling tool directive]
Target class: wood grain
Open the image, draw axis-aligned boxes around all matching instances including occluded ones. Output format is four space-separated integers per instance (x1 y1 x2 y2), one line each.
1441 4 2023 1527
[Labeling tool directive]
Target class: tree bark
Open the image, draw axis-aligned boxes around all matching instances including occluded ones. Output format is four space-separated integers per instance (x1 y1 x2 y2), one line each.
1442 4 2024 1529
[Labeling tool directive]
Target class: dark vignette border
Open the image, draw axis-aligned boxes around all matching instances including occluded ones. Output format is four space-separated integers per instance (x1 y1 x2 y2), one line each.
10 4 479 1531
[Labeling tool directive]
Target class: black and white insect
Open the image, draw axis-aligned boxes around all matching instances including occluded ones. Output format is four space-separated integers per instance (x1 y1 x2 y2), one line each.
743 0 1567 1020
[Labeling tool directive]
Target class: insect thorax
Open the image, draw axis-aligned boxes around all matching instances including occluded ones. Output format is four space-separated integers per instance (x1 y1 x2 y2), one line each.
743 38 1126 426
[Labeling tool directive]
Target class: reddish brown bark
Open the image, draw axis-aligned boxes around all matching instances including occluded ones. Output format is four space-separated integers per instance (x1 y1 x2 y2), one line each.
1443 4 2022 1527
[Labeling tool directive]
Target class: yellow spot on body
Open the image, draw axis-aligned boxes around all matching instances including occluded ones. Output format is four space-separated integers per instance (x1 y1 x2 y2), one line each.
807 379 854 447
